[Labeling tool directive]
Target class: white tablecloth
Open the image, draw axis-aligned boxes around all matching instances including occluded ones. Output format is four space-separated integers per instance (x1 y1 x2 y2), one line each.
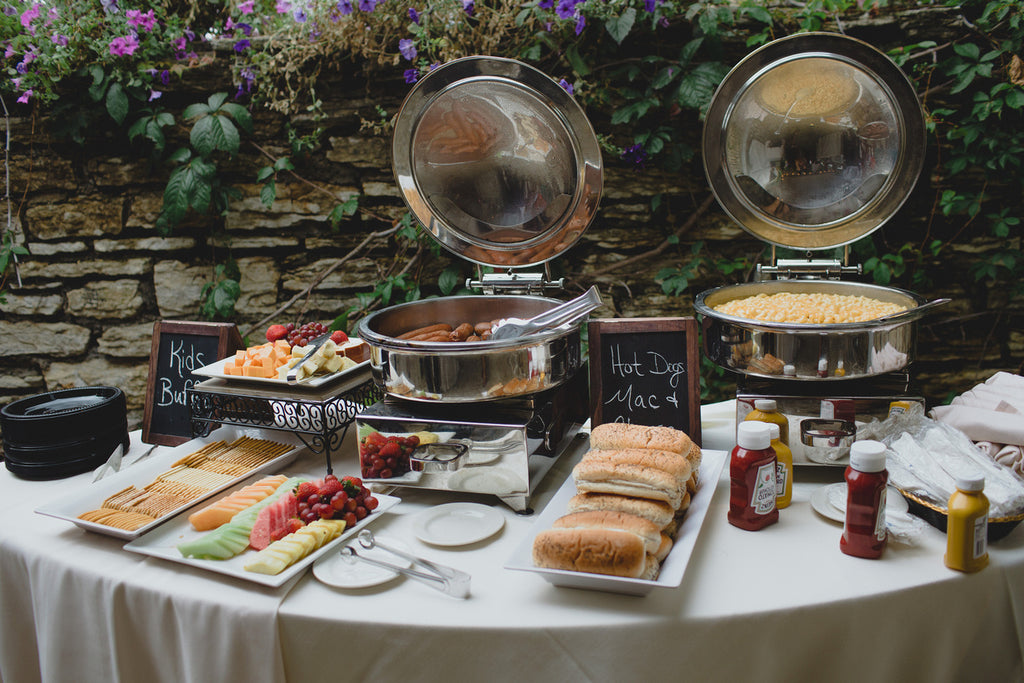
2 402 1023 682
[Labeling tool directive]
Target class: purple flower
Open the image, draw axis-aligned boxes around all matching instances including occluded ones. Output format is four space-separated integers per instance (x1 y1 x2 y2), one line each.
239 0 256 14
184 28 197 42
399 38 416 61
538 0 553 7
404 68 419 84
621 143 647 169
101 0 119 14
558 79 574 95
149 90 162 101
235 67 256 99
50 33 69 46
3 45 14 59
17 89 32 104
109 35 139 56
237 22 253 36
462 0 474 15
575 14 585 34
359 0 379 12
3 6 17 17
337 0 354 14
408 7 420 23
429 62 440 71
20 4 41 30
555 0 575 20
11 77 21 89
276 1 292 14
294 8 307 22
644 0 655 11
233 38 251 53
127 9 157 31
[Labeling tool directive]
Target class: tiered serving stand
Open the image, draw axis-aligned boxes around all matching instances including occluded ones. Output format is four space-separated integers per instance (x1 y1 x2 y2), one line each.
187 369 383 473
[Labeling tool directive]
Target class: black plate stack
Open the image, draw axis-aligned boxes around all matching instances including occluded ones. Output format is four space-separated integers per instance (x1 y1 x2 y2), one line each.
1 387 129 480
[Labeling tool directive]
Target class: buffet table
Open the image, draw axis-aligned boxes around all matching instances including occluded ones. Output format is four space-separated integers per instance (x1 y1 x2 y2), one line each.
2 401 1023 683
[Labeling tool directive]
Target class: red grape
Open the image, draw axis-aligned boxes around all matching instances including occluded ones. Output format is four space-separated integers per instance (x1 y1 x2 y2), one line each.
343 512 357 527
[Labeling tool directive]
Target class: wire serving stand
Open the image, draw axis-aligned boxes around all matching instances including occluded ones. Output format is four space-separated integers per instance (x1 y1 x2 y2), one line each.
187 368 384 474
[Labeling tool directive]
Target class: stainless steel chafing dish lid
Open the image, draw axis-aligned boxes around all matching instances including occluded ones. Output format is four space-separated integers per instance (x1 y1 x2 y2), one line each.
702 33 926 250
392 56 603 268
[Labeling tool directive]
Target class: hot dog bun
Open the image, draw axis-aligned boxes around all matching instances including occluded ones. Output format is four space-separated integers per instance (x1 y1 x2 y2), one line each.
580 448 692 488
567 492 675 529
590 422 695 456
531 527 658 579
551 510 662 555
573 458 684 509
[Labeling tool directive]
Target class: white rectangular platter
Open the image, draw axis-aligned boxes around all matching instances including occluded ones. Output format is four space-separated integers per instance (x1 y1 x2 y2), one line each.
192 349 369 388
124 488 400 588
504 448 727 596
35 426 304 541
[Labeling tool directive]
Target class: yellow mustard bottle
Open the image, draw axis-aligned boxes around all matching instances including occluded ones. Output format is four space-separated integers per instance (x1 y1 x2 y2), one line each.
945 475 989 573
768 423 793 509
745 399 789 446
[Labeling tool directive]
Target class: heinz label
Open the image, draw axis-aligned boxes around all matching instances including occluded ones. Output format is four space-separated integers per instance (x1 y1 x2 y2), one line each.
751 462 777 515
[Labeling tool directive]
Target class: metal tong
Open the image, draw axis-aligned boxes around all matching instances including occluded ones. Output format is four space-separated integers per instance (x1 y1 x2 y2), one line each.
489 285 602 341
340 530 471 598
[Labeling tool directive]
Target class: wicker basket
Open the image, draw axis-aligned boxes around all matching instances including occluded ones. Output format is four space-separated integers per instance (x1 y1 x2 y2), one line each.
899 489 1024 543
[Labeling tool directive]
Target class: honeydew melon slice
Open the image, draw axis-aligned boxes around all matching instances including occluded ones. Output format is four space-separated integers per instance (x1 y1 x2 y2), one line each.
177 477 305 560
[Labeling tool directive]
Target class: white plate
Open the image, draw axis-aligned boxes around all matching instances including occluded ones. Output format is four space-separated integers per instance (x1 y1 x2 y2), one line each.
412 502 505 546
192 349 369 388
124 489 400 588
313 537 412 589
504 448 728 597
34 426 303 540
810 482 909 523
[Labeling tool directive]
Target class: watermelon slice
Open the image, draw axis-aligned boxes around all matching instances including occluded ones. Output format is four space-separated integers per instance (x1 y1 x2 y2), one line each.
249 492 299 550
177 477 305 560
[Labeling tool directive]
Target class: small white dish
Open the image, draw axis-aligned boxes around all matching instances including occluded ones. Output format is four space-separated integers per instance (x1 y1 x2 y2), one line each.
810 482 908 523
412 502 505 546
447 468 527 496
313 537 412 589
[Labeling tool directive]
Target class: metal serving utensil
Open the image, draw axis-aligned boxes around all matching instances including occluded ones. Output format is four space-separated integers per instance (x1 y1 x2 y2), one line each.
488 285 602 341
285 332 332 385
339 529 471 598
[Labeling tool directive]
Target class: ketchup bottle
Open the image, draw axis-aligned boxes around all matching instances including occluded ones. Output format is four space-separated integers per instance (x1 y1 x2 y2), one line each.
841 440 888 559
728 421 778 531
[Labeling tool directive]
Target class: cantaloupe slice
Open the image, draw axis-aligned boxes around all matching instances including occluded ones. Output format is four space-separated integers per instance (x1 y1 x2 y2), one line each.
188 474 289 531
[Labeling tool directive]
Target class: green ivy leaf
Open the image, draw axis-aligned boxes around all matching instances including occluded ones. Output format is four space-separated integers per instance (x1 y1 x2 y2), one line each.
191 116 216 156
566 44 591 77
438 266 461 295
605 8 636 45
676 62 729 112
261 179 276 208
106 82 129 125
211 115 241 155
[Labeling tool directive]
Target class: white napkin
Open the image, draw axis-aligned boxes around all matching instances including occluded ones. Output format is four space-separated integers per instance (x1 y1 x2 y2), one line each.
929 404 1024 446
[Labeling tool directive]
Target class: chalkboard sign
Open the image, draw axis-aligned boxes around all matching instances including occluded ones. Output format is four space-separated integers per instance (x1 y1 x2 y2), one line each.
141 321 243 446
588 317 702 446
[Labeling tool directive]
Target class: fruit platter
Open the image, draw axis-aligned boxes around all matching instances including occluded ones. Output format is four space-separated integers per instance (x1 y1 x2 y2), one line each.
125 470 399 588
192 321 371 387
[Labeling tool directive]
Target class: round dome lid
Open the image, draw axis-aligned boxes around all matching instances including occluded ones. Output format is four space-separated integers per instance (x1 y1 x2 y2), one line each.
392 56 603 268
702 33 926 250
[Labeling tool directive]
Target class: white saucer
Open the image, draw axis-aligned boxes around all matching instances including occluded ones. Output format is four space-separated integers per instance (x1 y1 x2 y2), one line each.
447 468 526 496
412 502 505 546
312 537 412 589
810 483 909 523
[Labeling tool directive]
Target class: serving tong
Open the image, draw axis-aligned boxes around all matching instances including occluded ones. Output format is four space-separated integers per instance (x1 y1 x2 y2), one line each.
340 530 471 598
285 332 332 385
488 285 602 341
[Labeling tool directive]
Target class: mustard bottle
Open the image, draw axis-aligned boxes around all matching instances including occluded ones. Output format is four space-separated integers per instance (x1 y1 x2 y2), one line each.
945 475 989 573
744 399 789 446
768 423 793 509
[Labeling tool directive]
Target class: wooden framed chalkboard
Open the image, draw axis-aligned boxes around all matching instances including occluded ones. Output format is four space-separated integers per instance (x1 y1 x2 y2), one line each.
588 317 702 446
141 321 243 446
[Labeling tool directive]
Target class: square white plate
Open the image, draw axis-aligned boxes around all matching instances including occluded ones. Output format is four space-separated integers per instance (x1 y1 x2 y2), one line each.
504 449 727 596
124 488 400 588
35 426 304 540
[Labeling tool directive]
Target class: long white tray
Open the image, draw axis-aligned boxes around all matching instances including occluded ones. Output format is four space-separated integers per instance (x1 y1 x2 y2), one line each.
35 426 304 540
504 449 727 596
124 487 400 588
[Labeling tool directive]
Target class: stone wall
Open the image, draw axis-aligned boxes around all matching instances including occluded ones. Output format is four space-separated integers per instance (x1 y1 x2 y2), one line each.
2 8 1022 443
